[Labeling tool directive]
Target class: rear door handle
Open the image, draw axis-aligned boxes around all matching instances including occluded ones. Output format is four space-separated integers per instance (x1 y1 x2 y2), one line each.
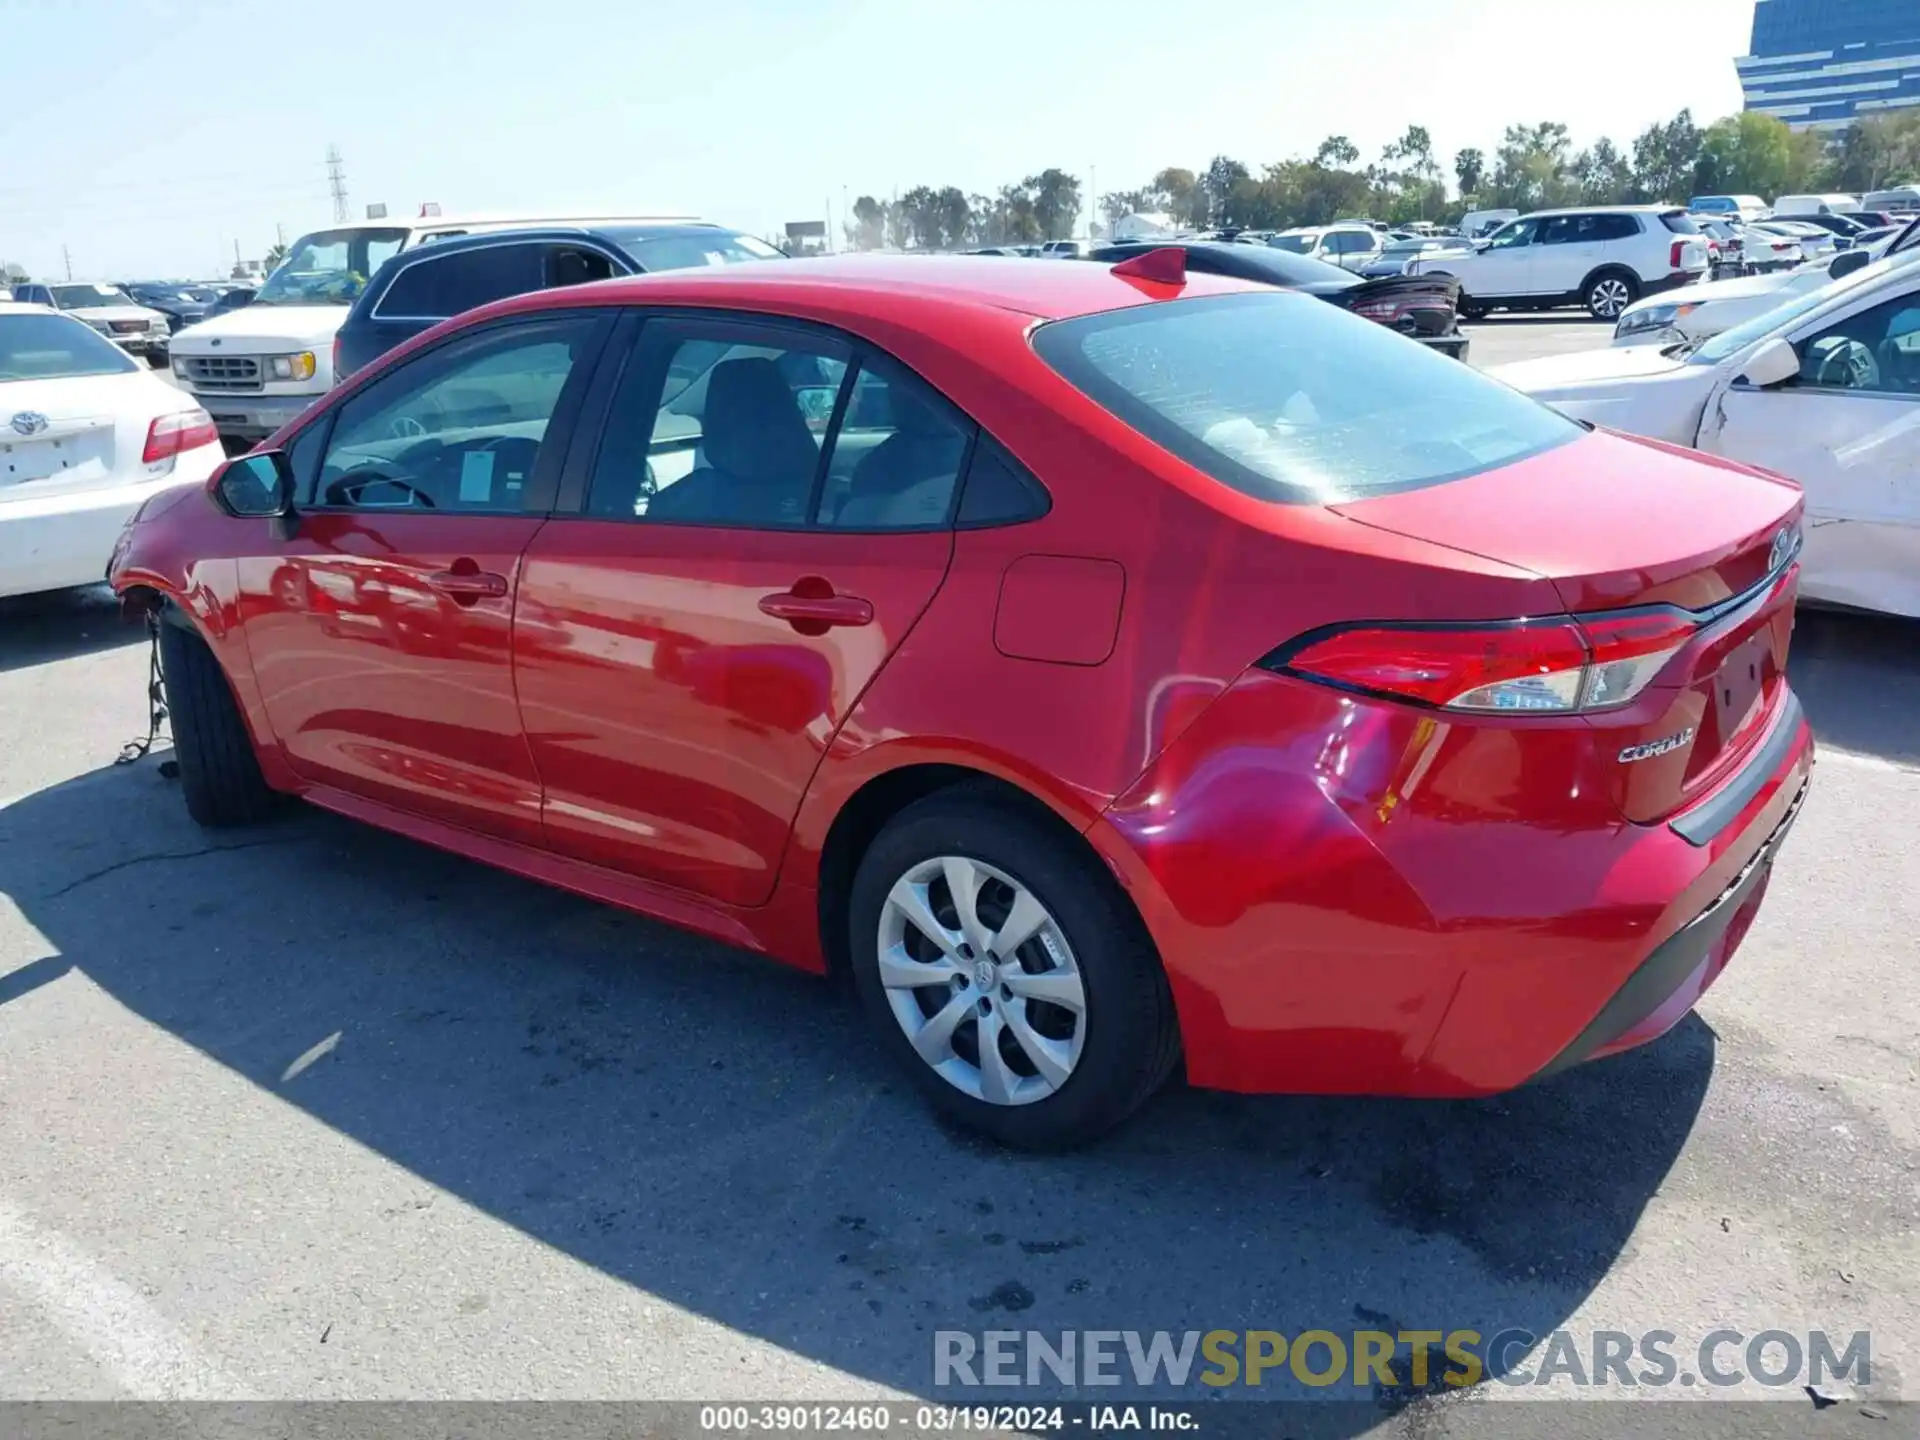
427 568 509 600
759 589 874 629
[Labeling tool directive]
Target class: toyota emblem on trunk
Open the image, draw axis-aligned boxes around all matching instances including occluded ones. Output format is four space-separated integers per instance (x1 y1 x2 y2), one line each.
8 412 49 437
1769 526 1796 573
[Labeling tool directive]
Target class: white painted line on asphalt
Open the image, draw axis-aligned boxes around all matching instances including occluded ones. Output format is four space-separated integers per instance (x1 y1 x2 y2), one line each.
0 1199 253 1399
1821 748 1919 775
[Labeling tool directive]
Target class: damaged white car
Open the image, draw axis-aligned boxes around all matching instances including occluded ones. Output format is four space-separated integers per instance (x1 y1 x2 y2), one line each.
1491 253 1920 618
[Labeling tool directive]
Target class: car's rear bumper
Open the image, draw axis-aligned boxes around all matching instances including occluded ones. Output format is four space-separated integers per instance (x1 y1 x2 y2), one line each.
1089 673 1814 1098
0 451 221 599
107 333 167 354
1418 333 1470 361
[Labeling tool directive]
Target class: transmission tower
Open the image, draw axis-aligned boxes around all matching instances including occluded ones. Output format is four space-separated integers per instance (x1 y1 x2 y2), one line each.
326 146 349 222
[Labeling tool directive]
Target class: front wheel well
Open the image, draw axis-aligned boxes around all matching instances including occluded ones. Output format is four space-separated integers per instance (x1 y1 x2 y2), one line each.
814 764 1112 982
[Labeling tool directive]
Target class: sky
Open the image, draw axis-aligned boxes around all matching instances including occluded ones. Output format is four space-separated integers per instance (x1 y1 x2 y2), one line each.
0 0 1758 281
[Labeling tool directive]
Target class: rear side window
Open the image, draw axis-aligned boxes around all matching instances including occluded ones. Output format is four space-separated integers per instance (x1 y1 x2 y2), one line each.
376 245 543 319
1033 292 1579 504
957 436 1048 526
1658 212 1701 235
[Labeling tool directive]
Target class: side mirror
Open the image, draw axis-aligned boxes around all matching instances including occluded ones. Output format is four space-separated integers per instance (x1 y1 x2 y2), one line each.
1828 249 1869 279
1737 336 1800 389
212 450 297 533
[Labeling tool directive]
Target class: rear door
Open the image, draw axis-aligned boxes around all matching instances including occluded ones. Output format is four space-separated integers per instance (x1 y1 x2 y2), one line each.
1534 213 1601 294
512 313 969 905
1702 282 1920 617
237 313 610 843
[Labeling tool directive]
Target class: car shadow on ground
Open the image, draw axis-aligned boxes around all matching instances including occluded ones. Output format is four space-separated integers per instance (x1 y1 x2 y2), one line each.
0 585 146 675
1788 606 1920 767
0 760 1716 1420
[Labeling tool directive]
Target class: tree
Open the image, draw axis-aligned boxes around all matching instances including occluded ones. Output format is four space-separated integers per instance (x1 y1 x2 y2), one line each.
1490 122 1575 209
1200 155 1250 224
895 186 941 250
1570 138 1633 204
1101 187 1160 225
1314 135 1360 169
1379 125 1442 221
1 262 27 283
996 183 1041 243
1026 169 1083 240
263 242 288 271
1693 110 1817 199
1630 108 1702 203
1454 147 1486 199
848 195 886 251
932 187 971 250
1151 166 1204 227
884 200 912 252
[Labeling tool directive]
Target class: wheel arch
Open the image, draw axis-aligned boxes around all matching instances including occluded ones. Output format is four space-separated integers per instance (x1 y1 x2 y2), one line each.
811 760 1129 983
1580 262 1640 295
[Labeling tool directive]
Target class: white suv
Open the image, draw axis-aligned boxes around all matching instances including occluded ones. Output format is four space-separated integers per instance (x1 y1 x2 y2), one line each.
1406 206 1710 320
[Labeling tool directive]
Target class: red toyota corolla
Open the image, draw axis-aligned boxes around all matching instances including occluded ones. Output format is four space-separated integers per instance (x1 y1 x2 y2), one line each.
108 252 1812 1149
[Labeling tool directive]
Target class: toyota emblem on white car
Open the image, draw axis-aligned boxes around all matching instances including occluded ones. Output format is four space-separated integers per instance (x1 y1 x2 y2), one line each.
8 412 49 437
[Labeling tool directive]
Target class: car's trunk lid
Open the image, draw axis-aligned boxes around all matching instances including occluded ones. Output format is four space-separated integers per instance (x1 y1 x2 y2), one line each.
1333 429 1804 821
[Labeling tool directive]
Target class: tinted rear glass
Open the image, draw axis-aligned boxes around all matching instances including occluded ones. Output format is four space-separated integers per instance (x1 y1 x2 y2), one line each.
1032 292 1578 504
1659 212 1701 235
377 244 543 318
0 312 139 379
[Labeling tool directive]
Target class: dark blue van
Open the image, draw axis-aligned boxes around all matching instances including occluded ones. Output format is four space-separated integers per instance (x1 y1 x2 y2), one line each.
334 222 783 380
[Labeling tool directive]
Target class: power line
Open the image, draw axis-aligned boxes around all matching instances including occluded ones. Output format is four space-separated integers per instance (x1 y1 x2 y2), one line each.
326 145 348 223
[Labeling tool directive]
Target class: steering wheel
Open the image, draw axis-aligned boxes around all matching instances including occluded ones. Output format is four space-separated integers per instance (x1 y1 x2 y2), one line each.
1811 338 1880 390
388 414 428 440
323 467 438 508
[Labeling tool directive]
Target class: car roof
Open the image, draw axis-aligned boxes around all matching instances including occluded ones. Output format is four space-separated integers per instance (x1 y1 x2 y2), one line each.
1520 205 1673 217
399 222 745 258
1 302 59 316
477 252 1264 326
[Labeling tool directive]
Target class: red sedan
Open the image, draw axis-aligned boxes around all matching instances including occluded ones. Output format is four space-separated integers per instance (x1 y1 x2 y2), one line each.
109 251 1812 1149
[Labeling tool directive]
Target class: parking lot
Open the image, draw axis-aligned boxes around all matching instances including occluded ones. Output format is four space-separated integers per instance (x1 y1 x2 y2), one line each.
3 316 1916 1427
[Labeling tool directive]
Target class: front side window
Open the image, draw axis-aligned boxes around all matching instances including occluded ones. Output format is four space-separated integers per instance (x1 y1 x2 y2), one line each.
1795 291 1920 395
586 321 976 530
1033 291 1580 504
376 245 544 320
0 312 138 379
1484 220 1538 250
255 227 410 306
313 317 598 511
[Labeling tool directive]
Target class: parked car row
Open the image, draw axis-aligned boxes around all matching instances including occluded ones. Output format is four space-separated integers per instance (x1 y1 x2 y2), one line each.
5 280 255 365
102 249 1813 1147
1494 217 1920 619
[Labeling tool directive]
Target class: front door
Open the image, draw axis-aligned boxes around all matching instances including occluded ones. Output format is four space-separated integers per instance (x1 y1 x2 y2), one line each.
1702 285 1920 615
1467 218 1539 297
513 315 972 906
237 314 608 843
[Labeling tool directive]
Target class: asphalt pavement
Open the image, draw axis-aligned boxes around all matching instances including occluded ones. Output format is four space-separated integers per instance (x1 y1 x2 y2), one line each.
3 318 1915 1434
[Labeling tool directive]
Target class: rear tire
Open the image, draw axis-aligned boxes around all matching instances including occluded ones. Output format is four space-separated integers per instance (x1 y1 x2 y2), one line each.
1457 295 1489 321
157 617 279 828
847 787 1180 1150
1585 270 1639 320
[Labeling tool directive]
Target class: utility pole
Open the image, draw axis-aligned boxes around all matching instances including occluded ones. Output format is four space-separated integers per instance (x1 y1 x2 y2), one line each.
276 221 286 247
233 239 243 277
62 244 72 280
326 145 349 223
1088 163 1097 237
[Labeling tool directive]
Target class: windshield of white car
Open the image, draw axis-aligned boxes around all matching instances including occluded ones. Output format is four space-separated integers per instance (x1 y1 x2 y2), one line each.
50 284 132 309
1689 256 1899 366
1034 291 1579 504
254 227 410 306
0 312 140 380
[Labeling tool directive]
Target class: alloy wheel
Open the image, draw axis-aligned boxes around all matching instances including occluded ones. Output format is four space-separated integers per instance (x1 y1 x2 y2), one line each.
1591 278 1632 318
876 855 1087 1106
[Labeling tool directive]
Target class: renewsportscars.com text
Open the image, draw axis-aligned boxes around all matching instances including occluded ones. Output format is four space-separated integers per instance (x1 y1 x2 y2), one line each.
933 1328 1871 1391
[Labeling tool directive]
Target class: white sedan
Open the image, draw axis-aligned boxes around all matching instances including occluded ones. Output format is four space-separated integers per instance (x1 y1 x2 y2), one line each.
1 304 224 599
1491 253 1920 618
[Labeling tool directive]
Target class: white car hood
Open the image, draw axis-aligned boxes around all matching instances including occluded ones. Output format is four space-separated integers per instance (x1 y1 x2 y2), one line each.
66 305 164 325
167 302 348 353
1631 271 1794 313
1490 345 1721 442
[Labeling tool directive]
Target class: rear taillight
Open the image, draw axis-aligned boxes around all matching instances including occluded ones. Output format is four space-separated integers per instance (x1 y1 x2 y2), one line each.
1268 611 1695 714
1349 295 1452 323
142 408 218 464
331 334 344 385
1670 240 1687 268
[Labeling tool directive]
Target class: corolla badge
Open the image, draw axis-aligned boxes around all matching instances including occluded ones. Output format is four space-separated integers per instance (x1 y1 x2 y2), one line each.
9 411 49 437
1769 525 1797 573
1619 729 1695 764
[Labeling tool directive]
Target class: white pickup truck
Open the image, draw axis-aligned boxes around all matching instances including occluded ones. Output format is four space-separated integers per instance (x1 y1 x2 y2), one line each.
169 212 694 448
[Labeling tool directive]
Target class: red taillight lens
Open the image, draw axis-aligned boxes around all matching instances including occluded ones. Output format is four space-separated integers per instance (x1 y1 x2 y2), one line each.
1670 240 1686 268
331 334 344 385
1351 295 1453 323
142 408 218 464
1272 612 1695 714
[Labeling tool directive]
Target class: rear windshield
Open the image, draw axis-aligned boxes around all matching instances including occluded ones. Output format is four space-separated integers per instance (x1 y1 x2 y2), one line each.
1659 212 1702 234
0 312 139 380
1032 291 1579 504
601 227 785 272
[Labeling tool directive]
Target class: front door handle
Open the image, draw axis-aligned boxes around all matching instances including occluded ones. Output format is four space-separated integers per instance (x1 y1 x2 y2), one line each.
759 586 874 631
427 567 509 602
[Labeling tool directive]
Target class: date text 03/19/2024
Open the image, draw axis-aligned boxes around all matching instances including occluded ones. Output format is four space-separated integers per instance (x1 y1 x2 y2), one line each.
697 1404 1195 1432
